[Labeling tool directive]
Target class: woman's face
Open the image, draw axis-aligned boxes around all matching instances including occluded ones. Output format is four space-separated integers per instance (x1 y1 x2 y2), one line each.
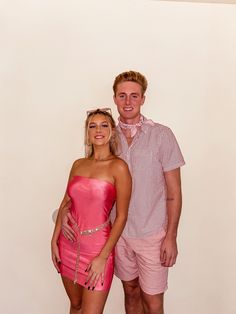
87 114 112 146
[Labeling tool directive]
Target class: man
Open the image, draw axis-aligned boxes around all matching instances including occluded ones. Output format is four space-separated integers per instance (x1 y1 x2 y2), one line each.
62 71 185 314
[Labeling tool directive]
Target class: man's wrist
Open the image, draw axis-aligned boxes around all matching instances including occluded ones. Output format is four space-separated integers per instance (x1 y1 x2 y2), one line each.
165 230 178 240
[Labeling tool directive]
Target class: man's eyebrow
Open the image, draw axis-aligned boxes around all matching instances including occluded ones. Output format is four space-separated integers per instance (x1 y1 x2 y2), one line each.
117 92 139 95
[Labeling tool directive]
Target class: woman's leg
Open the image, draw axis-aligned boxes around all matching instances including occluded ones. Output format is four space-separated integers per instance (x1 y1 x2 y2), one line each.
81 289 109 314
62 276 83 314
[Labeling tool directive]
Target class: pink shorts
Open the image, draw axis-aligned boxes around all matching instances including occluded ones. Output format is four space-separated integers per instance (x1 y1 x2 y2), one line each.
114 228 168 295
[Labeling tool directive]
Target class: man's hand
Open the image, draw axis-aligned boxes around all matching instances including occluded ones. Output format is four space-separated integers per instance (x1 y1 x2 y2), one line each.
160 236 178 267
61 200 77 242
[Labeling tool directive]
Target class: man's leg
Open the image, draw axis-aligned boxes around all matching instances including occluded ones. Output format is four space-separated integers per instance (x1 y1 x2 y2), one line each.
115 233 167 314
122 278 144 314
115 236 142 313
132 229 168 314
141 290 164 314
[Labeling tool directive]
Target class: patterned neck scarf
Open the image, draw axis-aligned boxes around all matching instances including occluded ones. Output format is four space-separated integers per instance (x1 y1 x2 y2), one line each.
118 115 144 138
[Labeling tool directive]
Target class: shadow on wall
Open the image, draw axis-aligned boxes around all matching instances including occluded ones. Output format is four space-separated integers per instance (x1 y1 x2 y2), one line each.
52 209 58 223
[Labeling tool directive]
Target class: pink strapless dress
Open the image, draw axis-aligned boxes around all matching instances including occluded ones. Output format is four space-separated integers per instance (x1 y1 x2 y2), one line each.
58 175 116 291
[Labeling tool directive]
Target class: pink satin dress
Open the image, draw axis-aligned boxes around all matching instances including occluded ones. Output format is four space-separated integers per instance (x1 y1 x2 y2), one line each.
58 175 116 291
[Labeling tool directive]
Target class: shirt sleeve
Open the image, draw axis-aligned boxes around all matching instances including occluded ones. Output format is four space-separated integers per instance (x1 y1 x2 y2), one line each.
159 127 185 172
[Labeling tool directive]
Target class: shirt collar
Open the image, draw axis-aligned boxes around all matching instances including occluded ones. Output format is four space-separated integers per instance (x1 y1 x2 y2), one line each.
116 115 154 135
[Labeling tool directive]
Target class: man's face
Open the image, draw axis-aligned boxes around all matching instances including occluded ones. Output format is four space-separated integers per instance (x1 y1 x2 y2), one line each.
113 81 145 123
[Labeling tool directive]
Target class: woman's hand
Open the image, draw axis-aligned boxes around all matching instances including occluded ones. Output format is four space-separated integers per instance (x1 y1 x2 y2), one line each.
85 256 107 290
51 241 61 273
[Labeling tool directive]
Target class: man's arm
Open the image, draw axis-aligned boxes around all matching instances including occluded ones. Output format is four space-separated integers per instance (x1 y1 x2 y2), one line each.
161 167 182 267
60 200 77 242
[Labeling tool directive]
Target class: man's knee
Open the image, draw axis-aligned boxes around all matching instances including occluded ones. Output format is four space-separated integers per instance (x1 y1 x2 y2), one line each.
122 278 141 299
122 278 145 314
144 302 163 314
142 292 164 314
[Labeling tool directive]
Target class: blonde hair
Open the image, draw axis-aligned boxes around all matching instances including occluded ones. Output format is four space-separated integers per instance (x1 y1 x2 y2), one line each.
84 109 119 157
113 70 148 96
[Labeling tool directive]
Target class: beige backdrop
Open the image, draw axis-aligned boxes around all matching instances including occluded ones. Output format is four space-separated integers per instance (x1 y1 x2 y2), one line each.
1 1 236 313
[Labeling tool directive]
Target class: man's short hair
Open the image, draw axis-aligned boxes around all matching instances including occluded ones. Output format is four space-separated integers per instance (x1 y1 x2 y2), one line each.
113 70 148 96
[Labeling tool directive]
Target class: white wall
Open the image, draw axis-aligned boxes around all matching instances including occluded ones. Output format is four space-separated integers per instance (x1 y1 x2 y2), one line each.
1 1 236 313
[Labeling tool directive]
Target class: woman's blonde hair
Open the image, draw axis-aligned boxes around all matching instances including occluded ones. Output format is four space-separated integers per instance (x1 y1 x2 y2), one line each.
85 108 119 158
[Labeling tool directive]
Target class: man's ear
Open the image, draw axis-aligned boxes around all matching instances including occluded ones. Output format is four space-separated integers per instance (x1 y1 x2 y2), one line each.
141 95 146 106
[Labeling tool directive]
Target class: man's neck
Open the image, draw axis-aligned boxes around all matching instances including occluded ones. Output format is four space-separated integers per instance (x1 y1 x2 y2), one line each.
118 114 144 146
119 114 142 125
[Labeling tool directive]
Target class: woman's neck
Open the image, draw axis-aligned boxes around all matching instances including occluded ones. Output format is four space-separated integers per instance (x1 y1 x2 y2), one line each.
92 146 113 161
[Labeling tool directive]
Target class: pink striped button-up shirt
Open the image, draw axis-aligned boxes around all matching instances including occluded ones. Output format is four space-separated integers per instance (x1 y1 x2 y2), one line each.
114 117 185 238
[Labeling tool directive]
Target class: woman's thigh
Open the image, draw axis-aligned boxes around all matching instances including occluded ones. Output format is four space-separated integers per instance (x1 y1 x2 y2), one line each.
62 276 83 308
81 289 109 314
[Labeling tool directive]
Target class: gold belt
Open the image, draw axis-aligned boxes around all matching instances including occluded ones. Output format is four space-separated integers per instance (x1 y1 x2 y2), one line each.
73 218 111 284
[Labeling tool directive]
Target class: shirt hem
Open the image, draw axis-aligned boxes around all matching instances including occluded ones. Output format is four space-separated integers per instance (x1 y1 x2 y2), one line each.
163 161 185 172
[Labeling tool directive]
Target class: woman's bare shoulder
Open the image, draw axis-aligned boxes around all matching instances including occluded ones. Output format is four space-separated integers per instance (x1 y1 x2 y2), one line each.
111 157 129 173
71 158 87 171
73 157 86 165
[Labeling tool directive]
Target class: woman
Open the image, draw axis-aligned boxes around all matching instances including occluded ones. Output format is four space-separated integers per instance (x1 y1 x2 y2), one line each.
51 108 131 314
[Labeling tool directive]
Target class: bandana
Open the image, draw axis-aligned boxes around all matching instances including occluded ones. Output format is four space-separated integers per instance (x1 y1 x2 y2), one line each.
118 115 144 138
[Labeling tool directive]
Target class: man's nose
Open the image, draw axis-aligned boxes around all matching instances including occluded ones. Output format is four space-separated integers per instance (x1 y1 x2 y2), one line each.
126 96 130 105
